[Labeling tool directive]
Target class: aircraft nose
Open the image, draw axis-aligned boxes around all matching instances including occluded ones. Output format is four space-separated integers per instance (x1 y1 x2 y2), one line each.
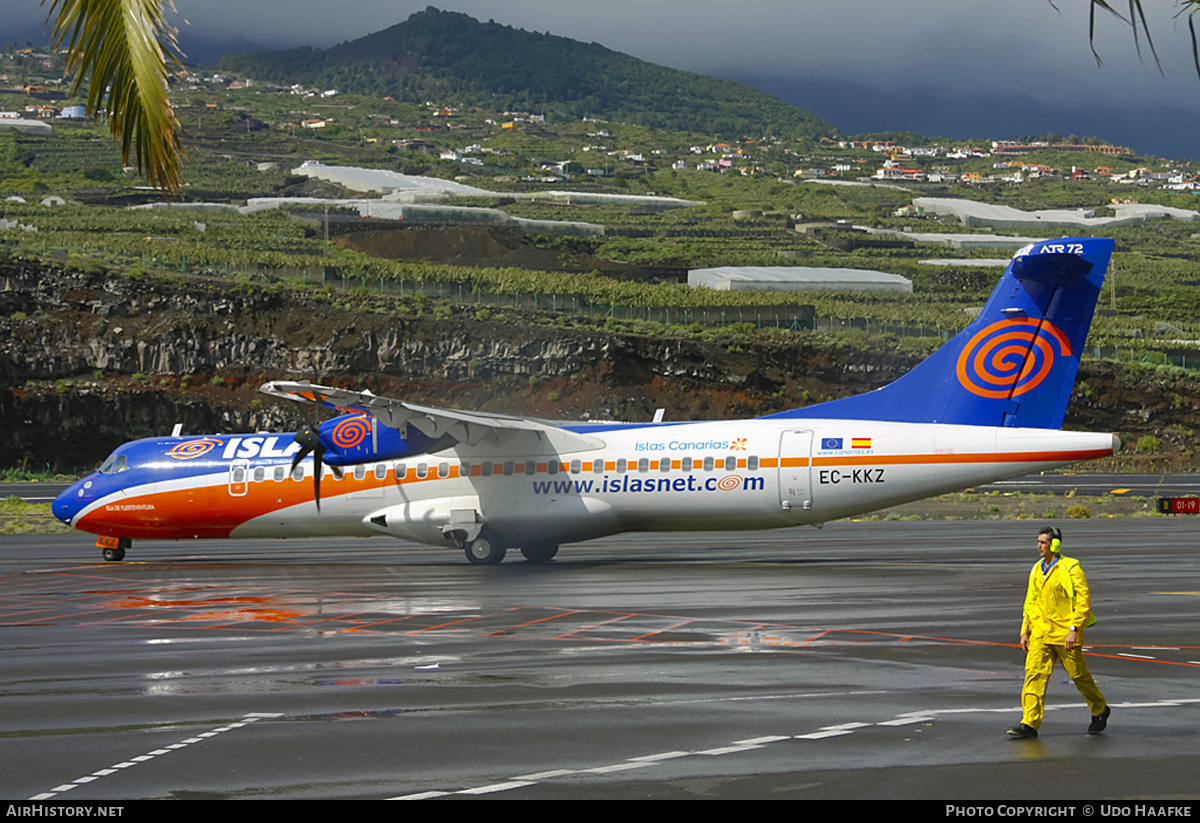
52 477 97 526
51 488 75 525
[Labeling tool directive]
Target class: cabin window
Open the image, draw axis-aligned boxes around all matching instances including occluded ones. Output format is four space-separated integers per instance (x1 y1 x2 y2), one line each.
439 462 450 479
231 466 246 484
703 456 714 471
292 465 305 481
395 463 407 480
417 463 428 479
375 463 387 480
659 457 670 473
354 464 366 481
482 462 493 477
570 459 581 474
252 466 265 483
273 466 285 482
548 461 558 475
748 455 759 471
504 461 514 476
592 459 604 474
638 458 649 473
724 455 736 471
617 458 627 473
682 457 693 471
460 461 471 477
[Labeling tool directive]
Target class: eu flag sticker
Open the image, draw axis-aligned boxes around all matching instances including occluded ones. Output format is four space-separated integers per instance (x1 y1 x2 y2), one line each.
821 438 843 450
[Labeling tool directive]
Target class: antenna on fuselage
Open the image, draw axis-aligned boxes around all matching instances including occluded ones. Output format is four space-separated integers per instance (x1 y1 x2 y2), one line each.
653 409 665 423
171 423 183 437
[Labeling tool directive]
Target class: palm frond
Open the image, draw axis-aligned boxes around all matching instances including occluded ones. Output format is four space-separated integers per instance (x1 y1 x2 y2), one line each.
43 0 186 196
1182 2 1200 82
1087 0 1200 81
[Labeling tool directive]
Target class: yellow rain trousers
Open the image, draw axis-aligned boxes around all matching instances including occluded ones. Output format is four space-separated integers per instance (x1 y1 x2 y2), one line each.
1019 556 1107 729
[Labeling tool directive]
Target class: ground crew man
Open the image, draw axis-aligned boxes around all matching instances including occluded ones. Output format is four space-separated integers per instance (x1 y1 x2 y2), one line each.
1007 526 1110 739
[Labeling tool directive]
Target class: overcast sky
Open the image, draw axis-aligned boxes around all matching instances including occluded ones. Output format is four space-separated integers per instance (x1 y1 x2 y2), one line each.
9 1 1200 158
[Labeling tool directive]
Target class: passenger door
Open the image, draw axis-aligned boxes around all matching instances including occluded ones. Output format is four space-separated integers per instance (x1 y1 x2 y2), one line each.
778 430 813 513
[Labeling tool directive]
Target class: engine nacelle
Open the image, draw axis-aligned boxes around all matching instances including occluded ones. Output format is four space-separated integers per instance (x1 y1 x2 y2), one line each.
362 498 484 546
315 414 448 466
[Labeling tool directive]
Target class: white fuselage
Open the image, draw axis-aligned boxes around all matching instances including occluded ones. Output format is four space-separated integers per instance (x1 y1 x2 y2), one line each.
208 418 1115 547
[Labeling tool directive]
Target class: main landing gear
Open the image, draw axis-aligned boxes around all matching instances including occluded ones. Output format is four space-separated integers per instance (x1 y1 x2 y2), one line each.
465 536 507 565
458 532 559 565
519 543 559 563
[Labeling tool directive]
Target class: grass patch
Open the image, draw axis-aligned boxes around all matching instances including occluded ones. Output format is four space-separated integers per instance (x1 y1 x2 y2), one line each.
0 496 73 535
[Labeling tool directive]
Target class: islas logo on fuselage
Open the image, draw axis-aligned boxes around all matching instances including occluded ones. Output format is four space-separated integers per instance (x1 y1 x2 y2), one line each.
172 416 449 466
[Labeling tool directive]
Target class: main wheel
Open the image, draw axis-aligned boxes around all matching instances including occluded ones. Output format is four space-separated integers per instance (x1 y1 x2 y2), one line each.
102 546 125 562
520 543 559 563
465 537 507 565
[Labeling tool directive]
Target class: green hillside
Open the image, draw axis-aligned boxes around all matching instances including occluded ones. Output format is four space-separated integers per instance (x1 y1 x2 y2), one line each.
217 7 837 140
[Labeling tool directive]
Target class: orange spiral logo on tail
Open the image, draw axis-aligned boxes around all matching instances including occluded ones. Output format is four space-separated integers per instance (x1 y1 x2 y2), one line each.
956 320 1072 398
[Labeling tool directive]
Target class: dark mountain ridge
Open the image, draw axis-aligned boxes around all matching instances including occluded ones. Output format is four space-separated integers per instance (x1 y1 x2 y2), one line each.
217 7 837 139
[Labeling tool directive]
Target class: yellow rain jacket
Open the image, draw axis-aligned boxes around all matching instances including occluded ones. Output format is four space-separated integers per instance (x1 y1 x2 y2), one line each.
1019 555 1097 645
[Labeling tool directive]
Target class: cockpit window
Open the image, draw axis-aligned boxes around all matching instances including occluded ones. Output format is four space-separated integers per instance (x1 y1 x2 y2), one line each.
98 454 129 473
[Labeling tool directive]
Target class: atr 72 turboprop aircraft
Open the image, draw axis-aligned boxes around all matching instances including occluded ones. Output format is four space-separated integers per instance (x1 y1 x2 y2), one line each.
54 237 1119 564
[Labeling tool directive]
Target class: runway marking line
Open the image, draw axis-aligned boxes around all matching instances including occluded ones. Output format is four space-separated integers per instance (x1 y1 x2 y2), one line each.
485 608 585 637
389 698 1200 800
28 712 283 801
635 618 705 641
407 607 522 634
551 611 640 639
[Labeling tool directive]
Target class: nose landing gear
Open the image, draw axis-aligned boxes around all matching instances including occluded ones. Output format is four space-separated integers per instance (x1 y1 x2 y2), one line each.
98 536 130 562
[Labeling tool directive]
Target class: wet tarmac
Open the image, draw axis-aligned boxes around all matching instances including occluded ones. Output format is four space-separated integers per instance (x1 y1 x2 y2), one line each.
2 520 1198 800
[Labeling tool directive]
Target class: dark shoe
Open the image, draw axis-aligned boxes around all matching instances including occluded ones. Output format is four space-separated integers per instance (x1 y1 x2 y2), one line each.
1006 723 1038 739
1088 706 1111 735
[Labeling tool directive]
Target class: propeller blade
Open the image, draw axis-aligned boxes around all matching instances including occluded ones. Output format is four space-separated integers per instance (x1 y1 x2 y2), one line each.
289 443 312 475
313 447 322 514
291 424 324 514
290 366 328 514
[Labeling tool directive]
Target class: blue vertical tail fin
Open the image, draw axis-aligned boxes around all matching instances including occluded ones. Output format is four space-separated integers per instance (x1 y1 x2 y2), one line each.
766 237 1113 429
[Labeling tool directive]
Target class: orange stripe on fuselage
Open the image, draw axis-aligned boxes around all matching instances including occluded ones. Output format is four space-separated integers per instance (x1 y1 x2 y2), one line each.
73 447 1111 539
811 448 1112 467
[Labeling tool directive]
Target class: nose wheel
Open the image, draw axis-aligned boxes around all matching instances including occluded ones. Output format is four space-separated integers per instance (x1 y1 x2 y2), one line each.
98 537 130 562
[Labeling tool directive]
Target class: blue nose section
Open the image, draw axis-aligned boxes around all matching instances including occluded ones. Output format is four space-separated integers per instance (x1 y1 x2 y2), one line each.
53 476 98 525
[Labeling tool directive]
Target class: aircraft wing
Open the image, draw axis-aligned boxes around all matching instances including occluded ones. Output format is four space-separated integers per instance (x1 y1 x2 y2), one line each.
260 381 604 451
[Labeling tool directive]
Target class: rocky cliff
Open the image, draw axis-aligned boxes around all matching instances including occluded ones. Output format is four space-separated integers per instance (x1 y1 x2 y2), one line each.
2 258 1195 473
